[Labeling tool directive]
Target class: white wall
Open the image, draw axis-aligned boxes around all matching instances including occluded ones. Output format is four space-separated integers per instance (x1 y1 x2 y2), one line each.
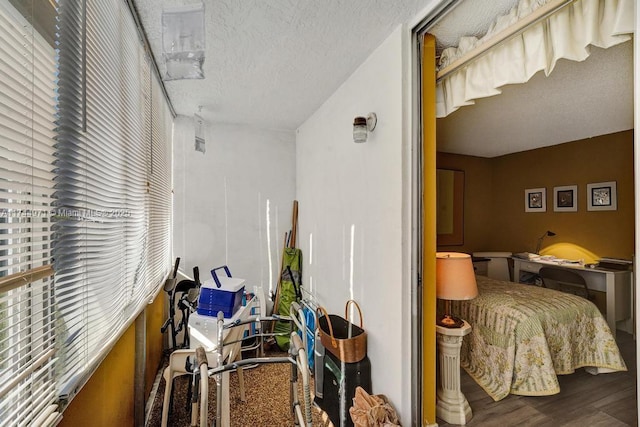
296 26 413 421
173 117 296 296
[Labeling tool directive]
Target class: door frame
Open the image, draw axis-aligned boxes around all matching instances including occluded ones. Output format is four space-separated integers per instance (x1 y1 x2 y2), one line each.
407 2 640 425
406 2 462 425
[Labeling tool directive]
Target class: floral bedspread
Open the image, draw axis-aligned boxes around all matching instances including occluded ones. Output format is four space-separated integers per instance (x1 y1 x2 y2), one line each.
451 276 627 401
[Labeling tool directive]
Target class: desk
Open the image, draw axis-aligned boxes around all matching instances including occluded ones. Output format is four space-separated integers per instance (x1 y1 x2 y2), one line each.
512 258 633 336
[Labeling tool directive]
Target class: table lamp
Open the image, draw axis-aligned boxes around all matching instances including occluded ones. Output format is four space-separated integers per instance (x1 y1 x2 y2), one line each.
535 230 556 254
436 252 478 328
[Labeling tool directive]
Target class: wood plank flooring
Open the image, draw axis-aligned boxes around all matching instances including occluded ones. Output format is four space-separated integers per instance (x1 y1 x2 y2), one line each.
437 331 637 427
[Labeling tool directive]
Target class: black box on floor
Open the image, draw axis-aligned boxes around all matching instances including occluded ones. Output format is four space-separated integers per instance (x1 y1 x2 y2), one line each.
314 350 372 427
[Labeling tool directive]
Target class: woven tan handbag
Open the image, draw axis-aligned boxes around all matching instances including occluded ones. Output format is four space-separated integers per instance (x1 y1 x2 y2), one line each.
317 299 367 363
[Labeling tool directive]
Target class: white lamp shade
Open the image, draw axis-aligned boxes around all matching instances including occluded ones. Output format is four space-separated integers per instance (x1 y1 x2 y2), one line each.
436 252 478 300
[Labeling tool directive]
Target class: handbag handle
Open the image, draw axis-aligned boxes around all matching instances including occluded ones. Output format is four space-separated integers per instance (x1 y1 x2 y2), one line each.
317 306 337 349
344 299 364 328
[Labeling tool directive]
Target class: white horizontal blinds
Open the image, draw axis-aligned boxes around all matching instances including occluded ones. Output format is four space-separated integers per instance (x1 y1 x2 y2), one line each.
105 0 149 313
54 0 143 390
0 1 58 426
54 0 173 399
136 49 153 306
53 0 90 392
148 75 173 292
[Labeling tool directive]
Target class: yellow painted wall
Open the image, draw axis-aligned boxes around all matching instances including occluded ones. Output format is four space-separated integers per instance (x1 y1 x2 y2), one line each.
60 325 135 427
60 295 166 427
146 294 166 397
437 130 634 262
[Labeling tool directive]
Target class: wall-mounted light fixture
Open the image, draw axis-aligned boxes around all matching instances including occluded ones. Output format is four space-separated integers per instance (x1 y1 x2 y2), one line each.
353 112 377 143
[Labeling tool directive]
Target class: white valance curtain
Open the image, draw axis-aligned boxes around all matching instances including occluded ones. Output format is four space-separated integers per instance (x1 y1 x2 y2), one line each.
436 0 634 118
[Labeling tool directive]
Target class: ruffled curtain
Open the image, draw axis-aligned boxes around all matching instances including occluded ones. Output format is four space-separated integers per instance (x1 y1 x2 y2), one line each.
436 0 634 118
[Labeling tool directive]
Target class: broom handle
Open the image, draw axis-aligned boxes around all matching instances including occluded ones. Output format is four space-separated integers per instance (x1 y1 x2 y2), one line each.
290 200 298 249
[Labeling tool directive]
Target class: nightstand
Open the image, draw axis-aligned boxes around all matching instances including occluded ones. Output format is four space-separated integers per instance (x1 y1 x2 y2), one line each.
436 320 472 425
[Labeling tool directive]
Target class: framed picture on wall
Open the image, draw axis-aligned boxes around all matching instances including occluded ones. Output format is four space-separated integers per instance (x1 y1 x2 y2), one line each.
587 181 617 211
525 188 546 212
436 169 464 245
553 185 577 212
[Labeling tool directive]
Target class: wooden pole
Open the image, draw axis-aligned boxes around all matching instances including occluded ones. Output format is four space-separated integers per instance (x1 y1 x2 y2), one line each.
265 232 288 337
290 200 298 249
273 232 288 310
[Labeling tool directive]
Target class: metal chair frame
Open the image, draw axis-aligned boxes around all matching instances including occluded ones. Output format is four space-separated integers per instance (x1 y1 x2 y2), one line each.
538 266 590 299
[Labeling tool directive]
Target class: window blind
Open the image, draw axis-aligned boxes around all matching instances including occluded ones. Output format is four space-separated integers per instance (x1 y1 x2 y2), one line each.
148 74 173 294
0 1 59 426
55 0 172 404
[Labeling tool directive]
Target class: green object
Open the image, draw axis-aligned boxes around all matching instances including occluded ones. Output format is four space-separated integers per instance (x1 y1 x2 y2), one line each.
274 248 302 350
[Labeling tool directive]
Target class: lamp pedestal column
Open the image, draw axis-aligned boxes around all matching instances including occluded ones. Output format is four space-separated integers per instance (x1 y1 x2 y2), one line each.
436 320 472 425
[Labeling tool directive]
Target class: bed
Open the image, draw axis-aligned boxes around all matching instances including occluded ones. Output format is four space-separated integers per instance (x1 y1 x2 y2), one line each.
450 275 627 401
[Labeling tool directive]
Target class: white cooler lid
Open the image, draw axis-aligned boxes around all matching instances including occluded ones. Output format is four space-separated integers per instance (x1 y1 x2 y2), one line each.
201 276 245 291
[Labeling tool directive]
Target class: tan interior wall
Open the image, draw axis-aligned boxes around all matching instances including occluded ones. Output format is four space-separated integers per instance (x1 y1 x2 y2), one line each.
436 152 493 254
437 130 634 262
490 130 634 261
60 295 166 427
438 131 634 262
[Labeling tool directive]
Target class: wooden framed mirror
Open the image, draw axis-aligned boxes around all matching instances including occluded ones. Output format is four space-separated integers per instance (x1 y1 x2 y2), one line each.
436 169 464 246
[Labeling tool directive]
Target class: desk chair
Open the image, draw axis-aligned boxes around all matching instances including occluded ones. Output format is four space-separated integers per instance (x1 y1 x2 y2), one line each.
538 267 590 299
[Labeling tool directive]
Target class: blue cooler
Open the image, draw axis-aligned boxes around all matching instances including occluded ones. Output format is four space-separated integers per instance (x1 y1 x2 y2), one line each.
197 266 245 318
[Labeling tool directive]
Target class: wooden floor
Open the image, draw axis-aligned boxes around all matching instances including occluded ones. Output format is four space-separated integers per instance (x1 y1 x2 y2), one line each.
438 331 637 427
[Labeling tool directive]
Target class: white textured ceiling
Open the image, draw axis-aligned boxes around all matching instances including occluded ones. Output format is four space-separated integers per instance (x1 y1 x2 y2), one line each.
133 0 634 156
133 0 430 131
430 0 519 51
